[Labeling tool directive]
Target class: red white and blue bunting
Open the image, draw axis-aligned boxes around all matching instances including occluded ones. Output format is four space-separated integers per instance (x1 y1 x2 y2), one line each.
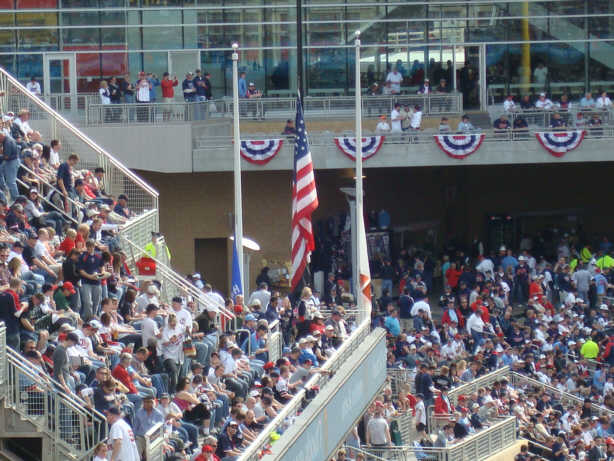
433 133 485 159
239 139 284 165
535 130 585 158
334 136 386 161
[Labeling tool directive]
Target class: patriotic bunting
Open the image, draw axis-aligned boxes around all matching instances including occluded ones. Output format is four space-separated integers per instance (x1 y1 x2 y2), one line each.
535 130 585 158
433 133 485 159
239 139 284 165
334 136 385 161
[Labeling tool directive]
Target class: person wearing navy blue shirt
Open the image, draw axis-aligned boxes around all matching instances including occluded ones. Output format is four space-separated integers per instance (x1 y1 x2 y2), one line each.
78 239 105 321
57 154 79 213
0 286 21 350
113 194 132 219
550 112 566 130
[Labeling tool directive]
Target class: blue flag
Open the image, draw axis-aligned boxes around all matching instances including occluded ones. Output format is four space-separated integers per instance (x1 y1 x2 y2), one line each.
231 239 243 301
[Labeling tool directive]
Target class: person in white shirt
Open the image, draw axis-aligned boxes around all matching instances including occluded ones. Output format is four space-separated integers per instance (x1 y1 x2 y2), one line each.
390 103 403 133
375 115 391 133
99 80 111 105
49 139 61 168
13 109 34 137
410 105 422 130
535 93 553 110
135 284 159 314
466 310 485 352
476 256 494 279
169 297 192 333
385 68 403 94
411 299 431 319
503 95 516 112
414 394 427 427
248 283 271 310
141 304 161 350
596 91 613 109
161 313 184 392
26 76 41 96
107 406 140 461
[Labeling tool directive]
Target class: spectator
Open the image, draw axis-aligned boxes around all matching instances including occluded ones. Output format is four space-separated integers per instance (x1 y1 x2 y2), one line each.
580 92 596 109
375 115 391 134
238 72 247 99
549 112 566 130
535 93 553 110
503 95 516 112
133 395 164 457
182 72 197 102
410 105 423 130
493 114 510 130
385 67 402 94
519 95 533 110
596 91 612 109
417 78 431 95
282 119 296 136
26 76 41 96
390 103 403 134
457 114 475 133
439 117 451 132
107 406 140 461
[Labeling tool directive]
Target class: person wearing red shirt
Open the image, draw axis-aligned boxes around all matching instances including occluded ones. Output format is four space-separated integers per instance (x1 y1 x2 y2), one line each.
434 386 453 415
529 274 544 300
112 352 156 410
58 228 77 256
161 72 178 101
441 298 465 328
445 262 462 290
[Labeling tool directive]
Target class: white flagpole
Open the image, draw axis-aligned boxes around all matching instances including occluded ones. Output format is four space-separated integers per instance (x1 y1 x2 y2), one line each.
354 31 365 320
232 43 244 291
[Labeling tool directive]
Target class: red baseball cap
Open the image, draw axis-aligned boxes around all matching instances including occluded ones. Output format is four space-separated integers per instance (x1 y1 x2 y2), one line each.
62 281 76 295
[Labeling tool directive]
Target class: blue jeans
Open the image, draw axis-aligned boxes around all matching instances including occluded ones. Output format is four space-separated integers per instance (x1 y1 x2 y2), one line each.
80 283 102 321
471 329 484 353
150 373 168 397
2 158 19 200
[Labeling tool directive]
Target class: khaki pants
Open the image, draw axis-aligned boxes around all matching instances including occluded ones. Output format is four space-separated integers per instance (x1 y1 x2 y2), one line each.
136 435 146 459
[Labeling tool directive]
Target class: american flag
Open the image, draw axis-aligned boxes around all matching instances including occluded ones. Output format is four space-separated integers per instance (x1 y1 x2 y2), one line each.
290 97 319 290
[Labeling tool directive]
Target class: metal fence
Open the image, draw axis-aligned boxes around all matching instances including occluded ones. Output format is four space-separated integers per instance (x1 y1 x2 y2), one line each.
358 416 516 461
4 347 107 460
487 106 614 129
448 366 510 405
238 319 372 461
268 320 283 364
118 232 235 320
85 93 463 125
144 422 165 461
0 67 159 219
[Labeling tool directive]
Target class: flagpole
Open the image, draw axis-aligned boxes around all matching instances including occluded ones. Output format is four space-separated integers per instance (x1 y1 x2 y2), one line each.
232 43 245 291
354 30 365 320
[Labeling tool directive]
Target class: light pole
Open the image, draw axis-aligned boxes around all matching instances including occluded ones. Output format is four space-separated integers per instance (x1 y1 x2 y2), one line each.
232 43 244 291
354 30 364 317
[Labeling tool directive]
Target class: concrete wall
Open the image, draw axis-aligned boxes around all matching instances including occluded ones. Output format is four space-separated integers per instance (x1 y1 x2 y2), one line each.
140 162 614 294
82 120 614 174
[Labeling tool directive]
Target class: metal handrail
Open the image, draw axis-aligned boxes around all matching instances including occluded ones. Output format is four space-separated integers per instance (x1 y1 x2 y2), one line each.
118 232 234 319
238 319 371 461
448 366 510 403
144 422 164 461
85 93 463 125
510 371 614 417
5 346 108 459
0 68 159 202
16 177 80 225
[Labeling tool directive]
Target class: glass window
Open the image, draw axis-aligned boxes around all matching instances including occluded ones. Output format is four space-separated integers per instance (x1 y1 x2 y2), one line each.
0 55 16 76
589 41 614 94
265 48 294 94
201 50 229 96
100 12 127 46
17 0 57 7
142 10 182 50
16 13 59 50
0 13 15 52
17 54 43 80
101 52 128 78
306 7 345 47
306 47 347 95
61 12 100 46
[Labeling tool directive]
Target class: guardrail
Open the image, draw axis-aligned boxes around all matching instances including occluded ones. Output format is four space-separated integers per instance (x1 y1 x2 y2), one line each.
193 126 614 157
488 106 614 128
85 93 463 125
388 368 415 399
118 232 235 320
359 416 517 461
4 346 108 460
448 366 510 404
0 324 5 399
144 422 164 461
238 319 372 461
0 68 159 219
510 371 614 418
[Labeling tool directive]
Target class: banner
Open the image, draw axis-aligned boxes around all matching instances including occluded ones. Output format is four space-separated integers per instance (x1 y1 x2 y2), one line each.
239 139 283 165
231 238 242 302
434 133 485 159
334 136 385 161
535 130 585 157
